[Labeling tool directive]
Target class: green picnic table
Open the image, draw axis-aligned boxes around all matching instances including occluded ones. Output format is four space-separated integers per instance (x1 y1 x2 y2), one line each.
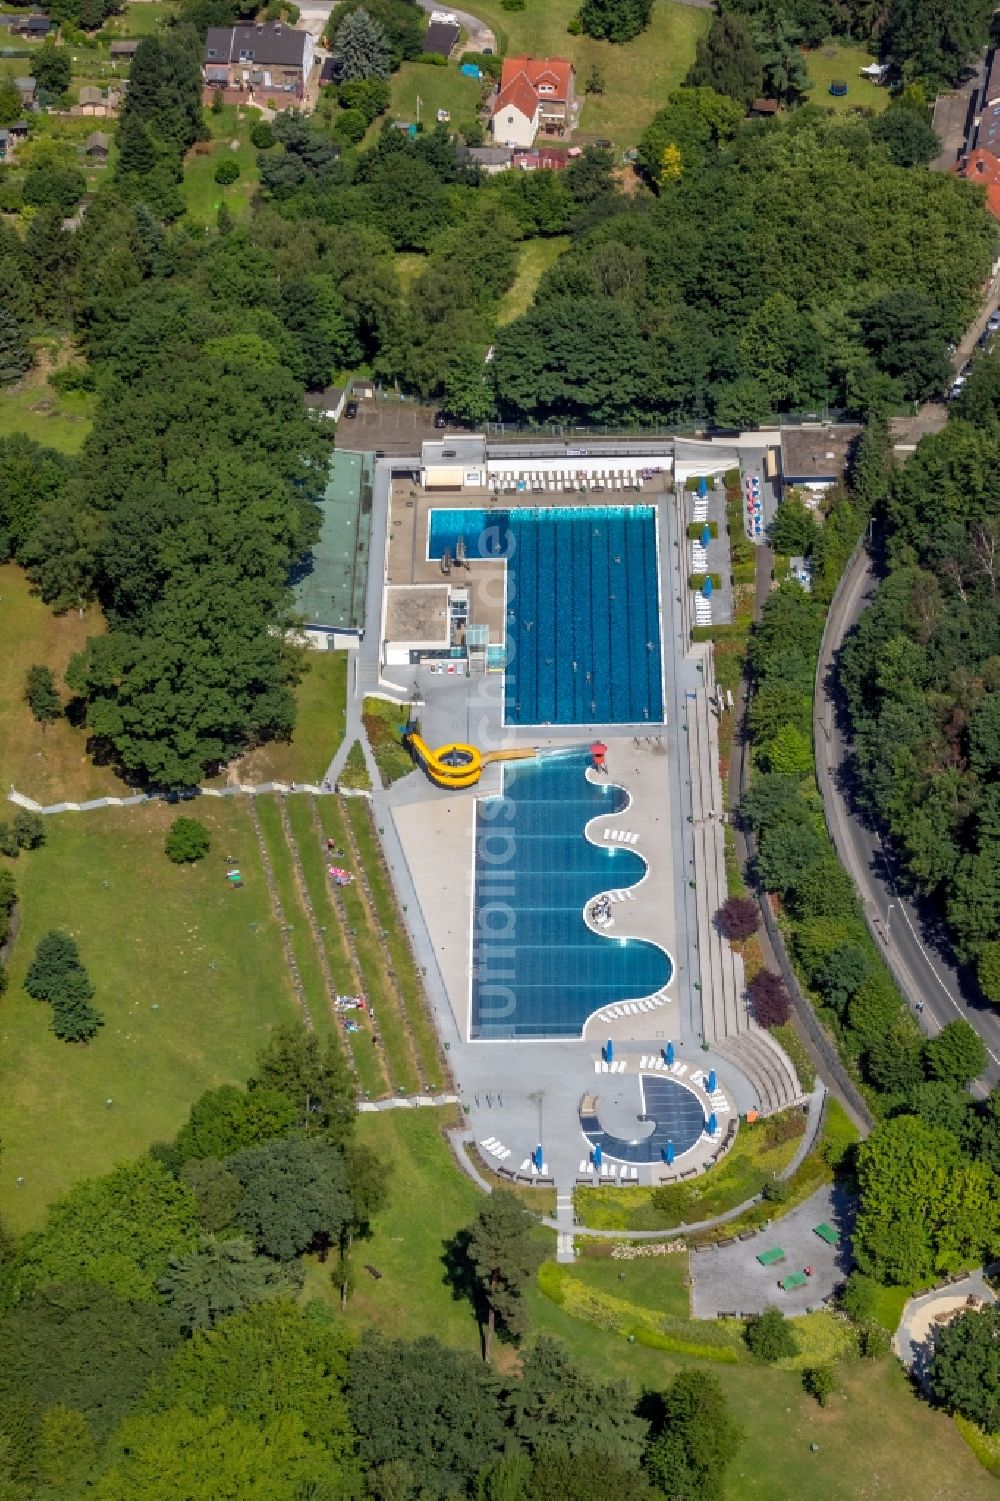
756 1247 786 1267
780 1270 809 1291
813 1222 839 1246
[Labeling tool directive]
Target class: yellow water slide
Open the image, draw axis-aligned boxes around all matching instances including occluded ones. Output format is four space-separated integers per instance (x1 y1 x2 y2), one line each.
404 733 537 789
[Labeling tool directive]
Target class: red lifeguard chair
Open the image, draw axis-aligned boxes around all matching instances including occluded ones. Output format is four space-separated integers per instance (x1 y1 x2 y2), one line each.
591 741 608 773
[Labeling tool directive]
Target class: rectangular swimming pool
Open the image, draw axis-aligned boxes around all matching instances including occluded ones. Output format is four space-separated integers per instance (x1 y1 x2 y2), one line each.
428 506 664 727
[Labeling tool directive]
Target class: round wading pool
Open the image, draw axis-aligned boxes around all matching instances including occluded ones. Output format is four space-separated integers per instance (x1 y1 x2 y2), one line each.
581 1074 707 1163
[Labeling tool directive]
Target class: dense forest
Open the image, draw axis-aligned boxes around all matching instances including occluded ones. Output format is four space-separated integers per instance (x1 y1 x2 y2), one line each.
839 366 1000 1005
0 1025 743 1500
0 21 995 788
738 426 999 1285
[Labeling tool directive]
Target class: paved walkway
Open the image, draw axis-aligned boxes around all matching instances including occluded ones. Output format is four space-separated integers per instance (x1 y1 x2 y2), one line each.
7 780 351 816
689 1182 855 1318
894 1270 996 1387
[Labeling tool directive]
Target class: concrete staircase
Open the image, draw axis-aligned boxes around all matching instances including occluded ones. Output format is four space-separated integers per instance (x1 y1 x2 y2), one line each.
686 658 803 1115
712 1029 804 1115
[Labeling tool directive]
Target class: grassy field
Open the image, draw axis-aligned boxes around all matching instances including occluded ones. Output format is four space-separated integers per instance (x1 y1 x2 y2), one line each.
109 1 178 36
804 41 891 115
300 1108 995 1501
387 60 485 130
303 1105 486 1351
497 237 569 326
394 252 428 293
467 0 709 146
182 104 262 226
0 378 97 457
227 651 348 786
0 799 302 1230
0 564 129 805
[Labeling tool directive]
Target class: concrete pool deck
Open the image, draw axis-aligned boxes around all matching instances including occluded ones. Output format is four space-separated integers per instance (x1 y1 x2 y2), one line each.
389 732 679 1045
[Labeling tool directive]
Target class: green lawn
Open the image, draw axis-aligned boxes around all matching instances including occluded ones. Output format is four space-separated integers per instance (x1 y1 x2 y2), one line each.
387 60 485 131
0 799 301 1230
803 41 891 115
0 563 130 806
0 379 96 457
228 650 348 786
182 104 262 226
314 797 422 1095
497 236 569 326
572 1245 691 1319
302 1105 487 1351
394 252 428 293
466 0 709 146
343 797 447 1091
110 1 178 36
338 742 371 791
301 1109 995 1501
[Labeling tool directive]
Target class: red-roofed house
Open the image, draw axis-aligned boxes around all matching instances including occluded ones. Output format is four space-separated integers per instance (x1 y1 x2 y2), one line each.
958 149 1000 220
491 55 574 149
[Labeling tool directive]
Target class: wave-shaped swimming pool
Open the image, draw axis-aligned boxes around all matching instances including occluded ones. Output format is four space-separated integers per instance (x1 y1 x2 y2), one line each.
471 750 672 1039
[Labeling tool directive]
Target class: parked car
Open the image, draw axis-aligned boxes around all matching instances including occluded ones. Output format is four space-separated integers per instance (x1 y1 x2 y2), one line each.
978 328 992 349
987 311 1000 332
433 411 448 429
948 377 967 400
344 400 358 418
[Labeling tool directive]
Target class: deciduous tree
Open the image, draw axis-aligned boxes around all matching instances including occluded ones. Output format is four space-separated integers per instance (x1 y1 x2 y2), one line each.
463 1188 545 1359
929 1304 1000 1431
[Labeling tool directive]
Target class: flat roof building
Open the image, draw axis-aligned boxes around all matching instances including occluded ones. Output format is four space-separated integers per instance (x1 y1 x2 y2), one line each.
779 426 861 492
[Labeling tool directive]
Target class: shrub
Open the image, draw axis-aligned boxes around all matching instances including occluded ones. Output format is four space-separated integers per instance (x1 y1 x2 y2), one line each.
210 87 224 115
762 1177 790 1204
717 895 759 941
214 158 241 185
802 1364 836 1406
49 364 96 394
745 1306 797 1362
165 817 211 865
332 107 367 144
12 808 45 850
748 969 791 1027
250 122 276 149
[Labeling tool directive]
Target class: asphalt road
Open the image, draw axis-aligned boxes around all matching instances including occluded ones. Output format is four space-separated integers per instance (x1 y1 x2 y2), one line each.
814 545 1000 1091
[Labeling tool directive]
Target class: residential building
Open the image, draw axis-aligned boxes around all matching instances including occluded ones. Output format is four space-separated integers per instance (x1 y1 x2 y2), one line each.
779 426 861 495
202 22 314 102
512 146 568 170
491 55 574 148
14 76 36 109
78 85 103 112
85 130 110 160
457 144 513 173
956 148 1000 219
0 129 10 161
9 12 49 36
110 39 140 59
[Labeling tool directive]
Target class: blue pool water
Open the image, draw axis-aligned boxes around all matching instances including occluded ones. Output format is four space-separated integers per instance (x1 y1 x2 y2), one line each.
581 1077 706 1163
427 507 663 726
471 750 672 1039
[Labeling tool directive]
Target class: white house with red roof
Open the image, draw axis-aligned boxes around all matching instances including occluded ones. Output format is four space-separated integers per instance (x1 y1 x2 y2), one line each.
491 55 575 149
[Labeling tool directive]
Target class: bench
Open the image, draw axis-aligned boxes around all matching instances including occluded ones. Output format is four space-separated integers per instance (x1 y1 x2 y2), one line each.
757 1247 786 1267
813 1222 839 1245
